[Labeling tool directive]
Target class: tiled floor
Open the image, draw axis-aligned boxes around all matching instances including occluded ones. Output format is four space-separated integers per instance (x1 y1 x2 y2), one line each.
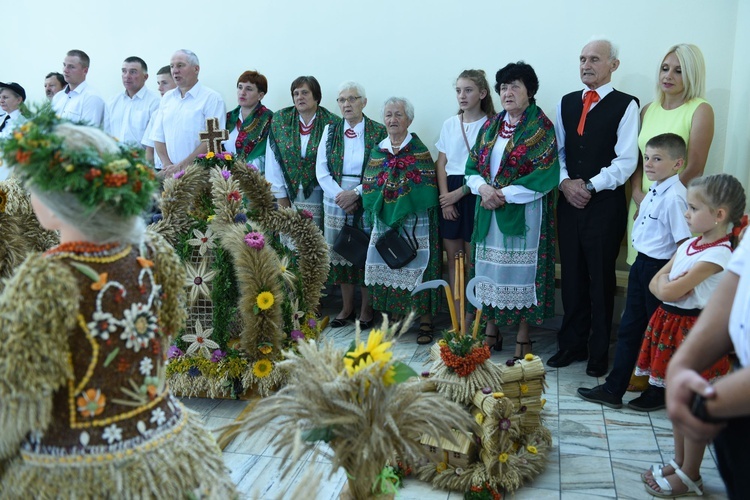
182 311 729 499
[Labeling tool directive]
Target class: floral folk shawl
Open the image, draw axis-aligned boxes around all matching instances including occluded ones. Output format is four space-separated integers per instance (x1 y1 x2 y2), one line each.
325 116 386 185
466 103 559 243
362 134 438 229
226 103 273 162
267 105 336 199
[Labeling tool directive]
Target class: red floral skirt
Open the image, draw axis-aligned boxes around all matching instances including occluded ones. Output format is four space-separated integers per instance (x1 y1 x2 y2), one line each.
635 305 730 387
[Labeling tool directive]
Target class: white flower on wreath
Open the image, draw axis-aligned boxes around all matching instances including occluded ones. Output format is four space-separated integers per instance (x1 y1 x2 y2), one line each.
181 320 219 359
184 260 216 305
121 303 158 352
279 255 297 289
102 423 123 444
87 311 118 340
150 407 167 426
139 357 153 376
186 227 216 256
289 297 304 331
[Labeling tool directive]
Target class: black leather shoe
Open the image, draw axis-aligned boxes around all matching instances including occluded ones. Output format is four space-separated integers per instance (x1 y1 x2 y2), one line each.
329 311 355 328
357 318 374 330
627 386 666 412
577 385 623 409
586 362 608 377
547 349 588 368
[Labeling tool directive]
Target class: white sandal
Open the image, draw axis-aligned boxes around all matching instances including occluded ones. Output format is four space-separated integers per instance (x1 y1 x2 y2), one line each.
645 464 703 498
640 459 680 483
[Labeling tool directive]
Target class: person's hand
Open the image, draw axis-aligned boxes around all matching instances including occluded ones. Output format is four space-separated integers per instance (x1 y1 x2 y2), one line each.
439 188 464 208
160 163 179 178
277 197 291 208
667 368 725 442
442 204 459 221
667 271 695 301
560 178 591 209
632 189 646 220
335 190 360 214
478 185 505 210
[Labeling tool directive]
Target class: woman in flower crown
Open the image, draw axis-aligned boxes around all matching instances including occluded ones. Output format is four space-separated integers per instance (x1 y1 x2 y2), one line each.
0 109 237 497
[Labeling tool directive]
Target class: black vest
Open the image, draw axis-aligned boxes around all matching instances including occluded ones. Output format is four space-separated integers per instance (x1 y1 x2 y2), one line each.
561 89 638 202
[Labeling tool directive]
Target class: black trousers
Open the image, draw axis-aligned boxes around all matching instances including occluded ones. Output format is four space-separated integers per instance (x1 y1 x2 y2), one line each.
556 193 626 366
714 414 750 499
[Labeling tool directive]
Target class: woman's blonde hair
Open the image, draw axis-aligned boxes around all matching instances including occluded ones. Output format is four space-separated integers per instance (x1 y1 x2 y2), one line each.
656 43 706 104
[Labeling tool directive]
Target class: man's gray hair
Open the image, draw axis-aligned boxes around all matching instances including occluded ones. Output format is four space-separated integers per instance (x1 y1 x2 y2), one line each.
175 49 199 66
338 81 366 100
382 97 414 122
586 36 619 60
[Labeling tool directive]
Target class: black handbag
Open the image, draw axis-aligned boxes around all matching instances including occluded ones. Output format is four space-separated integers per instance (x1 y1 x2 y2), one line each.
333 212 369 268
375 216 419 269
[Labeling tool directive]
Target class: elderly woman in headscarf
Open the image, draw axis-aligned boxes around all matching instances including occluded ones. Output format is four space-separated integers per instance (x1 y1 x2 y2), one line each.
362 97 440 344
316 81 386 330
465 61 560 359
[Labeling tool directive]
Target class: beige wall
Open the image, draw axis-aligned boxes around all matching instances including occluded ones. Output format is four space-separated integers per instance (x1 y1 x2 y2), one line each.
7 0 746 176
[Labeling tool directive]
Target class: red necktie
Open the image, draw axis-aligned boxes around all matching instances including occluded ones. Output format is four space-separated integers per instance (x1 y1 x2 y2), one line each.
577 90 600 136
345 128 357 139
236 118 243 132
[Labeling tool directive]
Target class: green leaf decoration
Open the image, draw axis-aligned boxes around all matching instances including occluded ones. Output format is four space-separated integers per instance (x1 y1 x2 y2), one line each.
70 262 101 282
302 426 333 443
253 304 260 315
346 339 357 354
103 347 120 367
391 361 418 384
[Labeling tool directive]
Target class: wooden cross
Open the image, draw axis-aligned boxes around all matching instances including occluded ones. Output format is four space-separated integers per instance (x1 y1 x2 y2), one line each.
199 117 228 154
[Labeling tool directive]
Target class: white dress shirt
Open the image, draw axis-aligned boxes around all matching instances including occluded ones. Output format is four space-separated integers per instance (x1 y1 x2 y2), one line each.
436 114 487 176
315 120 366 198
0 109 27 181
631 174 691 259
51 81 105 127
265 113 316 199
104 86 160 146
150 82 226 165
555 83 640 192
728 236 750 366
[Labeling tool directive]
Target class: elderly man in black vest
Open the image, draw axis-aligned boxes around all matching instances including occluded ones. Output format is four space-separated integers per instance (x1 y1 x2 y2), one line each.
548 39 639 377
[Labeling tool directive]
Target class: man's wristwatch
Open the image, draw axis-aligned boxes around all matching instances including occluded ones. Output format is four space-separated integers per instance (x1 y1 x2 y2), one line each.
690 393 724 424
584 180 596 195
353 186 361 197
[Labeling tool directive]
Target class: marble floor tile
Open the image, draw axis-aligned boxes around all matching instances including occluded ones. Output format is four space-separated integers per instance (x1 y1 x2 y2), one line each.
558 413 610 458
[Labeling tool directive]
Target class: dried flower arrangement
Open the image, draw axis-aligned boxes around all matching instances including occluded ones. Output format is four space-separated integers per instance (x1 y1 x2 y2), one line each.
219 315 474 500
154 153 329 398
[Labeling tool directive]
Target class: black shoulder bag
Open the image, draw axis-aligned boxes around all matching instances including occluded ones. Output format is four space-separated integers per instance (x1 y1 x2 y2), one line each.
375 216 419 269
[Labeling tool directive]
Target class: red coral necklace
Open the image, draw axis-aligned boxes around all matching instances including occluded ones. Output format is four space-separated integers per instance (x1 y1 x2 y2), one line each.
686 235 731 255
299 118 315 136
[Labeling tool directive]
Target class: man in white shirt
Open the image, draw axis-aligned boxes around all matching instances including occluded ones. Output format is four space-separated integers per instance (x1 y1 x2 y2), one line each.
44 72 65 101
141 66 177 168
104 57 159 160
151 49 225 178
548 38 640 377
0 82 27 180
51 50 105 127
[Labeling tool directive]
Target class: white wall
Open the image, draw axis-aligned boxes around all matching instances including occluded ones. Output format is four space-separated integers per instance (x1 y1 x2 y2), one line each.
6 0 745 176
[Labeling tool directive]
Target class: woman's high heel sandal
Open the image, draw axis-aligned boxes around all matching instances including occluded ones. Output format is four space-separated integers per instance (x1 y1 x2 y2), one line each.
513 340 535 360
485 335 503 352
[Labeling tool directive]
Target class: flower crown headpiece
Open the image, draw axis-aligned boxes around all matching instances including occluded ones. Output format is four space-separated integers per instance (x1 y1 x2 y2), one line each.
0 105 157 217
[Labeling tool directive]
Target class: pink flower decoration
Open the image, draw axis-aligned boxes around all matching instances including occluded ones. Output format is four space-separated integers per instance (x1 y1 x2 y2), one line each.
220 169 231 179
307 318 317 328
301 210 313 219
173 170 185 179
290 330 304 341
246 162 258 171
244 232 265 250
227 191 241 202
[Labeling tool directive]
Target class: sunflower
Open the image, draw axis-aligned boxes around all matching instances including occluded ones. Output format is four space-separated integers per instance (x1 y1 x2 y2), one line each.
527 445 538 454
343 329 393 378
252 359 273 378
498 453 509 463
256 291 274 310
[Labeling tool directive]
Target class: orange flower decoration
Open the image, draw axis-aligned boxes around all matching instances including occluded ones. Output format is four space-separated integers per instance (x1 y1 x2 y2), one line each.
91 272 108 291
77 388 106 417
136 256 154 268
15 149 32 164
